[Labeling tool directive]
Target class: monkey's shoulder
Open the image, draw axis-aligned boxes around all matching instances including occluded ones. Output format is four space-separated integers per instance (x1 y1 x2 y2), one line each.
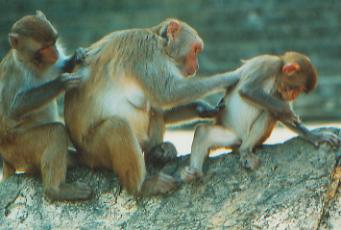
241 55 282 71
238 55 283 83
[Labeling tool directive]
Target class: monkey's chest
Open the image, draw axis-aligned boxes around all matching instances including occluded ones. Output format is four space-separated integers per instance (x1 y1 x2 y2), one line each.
222 91 273 141
221 77 276 140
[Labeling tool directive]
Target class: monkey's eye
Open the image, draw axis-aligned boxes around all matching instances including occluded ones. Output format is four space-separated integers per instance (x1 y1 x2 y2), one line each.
33 49 43 62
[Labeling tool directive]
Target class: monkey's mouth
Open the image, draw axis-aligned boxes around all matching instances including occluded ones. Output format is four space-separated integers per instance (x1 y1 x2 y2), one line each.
281 89 300 101
184 67 197 77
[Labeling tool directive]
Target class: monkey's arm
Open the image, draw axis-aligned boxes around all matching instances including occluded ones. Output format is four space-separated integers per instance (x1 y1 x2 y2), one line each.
282 120 340 148
238 60 296 121
164 101 219 124
239 82 296 123
145 70 240 108
61 48 87 73
9 75 80 119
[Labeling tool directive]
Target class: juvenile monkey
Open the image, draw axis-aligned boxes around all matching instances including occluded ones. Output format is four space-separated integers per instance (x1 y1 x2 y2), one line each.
145 101 220 167
0 11 92 201
182 52 340 180
64 19 239 196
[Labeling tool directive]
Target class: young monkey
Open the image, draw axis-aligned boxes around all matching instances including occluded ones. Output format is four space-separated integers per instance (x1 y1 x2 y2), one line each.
0 11 91 201
182 52 340 180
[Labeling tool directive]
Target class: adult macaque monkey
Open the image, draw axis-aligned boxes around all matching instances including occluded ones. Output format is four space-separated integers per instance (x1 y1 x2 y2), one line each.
64 19 239 196
182 52 340 180
0 11 92 201
145 101 220 167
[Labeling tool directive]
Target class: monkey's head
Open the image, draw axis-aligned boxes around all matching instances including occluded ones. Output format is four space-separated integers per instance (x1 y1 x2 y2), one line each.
8 11 59 70
157 19 204 77
277 51 318 101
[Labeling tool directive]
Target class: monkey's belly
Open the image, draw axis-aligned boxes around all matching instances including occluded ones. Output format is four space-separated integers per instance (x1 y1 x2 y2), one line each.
99 95 150 144
222 91 272 142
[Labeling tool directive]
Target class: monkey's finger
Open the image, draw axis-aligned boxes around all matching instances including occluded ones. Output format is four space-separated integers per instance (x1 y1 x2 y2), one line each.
60 73 71 78
319 138 337 149
322 134 340 148
158 173 178 192
66 77 82 84
66 81 82 88
330 136 340 146
65 81 82 90
67 75 82 80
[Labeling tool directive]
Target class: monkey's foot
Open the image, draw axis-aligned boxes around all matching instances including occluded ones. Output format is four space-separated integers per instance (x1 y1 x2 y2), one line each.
180 166 203 182
240 153 260 170
45 182 92 201
140 172 177 196
148 142 178 167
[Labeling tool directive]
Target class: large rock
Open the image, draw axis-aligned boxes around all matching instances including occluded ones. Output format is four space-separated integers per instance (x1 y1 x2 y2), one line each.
0 128 340 229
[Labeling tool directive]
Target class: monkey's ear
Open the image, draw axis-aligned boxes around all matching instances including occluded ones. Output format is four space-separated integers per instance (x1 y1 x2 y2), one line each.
282 63 301 75
36 10 47 20
8 33 19 49
167 20 181 39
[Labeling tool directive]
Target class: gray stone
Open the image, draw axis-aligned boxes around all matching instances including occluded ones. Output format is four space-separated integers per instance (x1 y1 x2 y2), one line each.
0 128 340 229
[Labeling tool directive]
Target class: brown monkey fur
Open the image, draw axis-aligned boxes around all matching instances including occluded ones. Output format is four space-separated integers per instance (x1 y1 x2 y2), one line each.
182 52 340 181
64 18 239 196
0 11 91 201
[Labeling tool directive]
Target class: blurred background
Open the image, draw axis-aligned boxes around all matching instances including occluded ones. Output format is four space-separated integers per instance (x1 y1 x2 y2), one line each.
0 0 340 153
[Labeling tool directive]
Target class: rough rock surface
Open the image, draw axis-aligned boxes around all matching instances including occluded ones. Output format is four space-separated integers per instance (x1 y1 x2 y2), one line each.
0 128 340 230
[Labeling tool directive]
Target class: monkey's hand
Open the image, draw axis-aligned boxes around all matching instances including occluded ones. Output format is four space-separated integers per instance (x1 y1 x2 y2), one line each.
196 104 220 118
307 131 340 149
59 73 83 91
216 97 225 111
72 47 88 65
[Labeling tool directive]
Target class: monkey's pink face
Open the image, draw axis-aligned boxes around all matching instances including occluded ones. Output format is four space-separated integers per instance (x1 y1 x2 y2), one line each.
183 42 203 77
38 45 58 64
277 77 306 101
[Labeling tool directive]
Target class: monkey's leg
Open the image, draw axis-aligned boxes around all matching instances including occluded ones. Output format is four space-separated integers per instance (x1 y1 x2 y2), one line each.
2 160 15 179
66 147 80 168
144 110 176 169
239 115 275 170
87 117 176 196
182 124 240 182
17 123 92 201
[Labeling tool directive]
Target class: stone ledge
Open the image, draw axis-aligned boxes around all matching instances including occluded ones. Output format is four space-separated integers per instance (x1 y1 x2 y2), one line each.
0 128 340 229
